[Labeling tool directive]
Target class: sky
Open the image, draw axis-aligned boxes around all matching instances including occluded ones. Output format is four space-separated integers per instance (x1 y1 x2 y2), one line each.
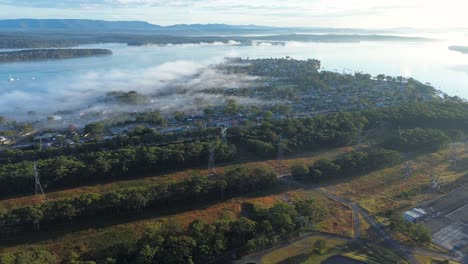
0 0 468 29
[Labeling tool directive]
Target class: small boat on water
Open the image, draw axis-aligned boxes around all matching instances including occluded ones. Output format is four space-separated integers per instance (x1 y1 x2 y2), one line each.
8 74 15 82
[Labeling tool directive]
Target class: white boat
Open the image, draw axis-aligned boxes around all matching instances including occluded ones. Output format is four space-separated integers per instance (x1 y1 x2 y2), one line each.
8 74 15 82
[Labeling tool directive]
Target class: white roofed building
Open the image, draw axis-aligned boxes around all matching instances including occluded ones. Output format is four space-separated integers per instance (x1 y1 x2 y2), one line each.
403 208 427 223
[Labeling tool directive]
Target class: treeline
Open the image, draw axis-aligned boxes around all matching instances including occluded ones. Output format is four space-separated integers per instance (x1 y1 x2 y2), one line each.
389 213 431 245
0 167 277 233
0 49 112 63
382 128 451 152
292 149 401 182
0 127 221 163
0 140 236 197
223 58 321 80
34 200 325 264
364 101 468 130
231 112 367 157
0 250 57 264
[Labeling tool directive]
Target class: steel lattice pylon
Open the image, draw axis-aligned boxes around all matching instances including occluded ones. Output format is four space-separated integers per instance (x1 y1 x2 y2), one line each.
34 161 45 196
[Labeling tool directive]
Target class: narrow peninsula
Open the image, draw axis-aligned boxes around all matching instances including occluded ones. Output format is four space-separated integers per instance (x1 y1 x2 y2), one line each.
449 45 468 54
0 48 112 63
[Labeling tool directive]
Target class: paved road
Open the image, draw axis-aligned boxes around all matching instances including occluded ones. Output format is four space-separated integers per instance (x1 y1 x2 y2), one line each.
277 174 461 264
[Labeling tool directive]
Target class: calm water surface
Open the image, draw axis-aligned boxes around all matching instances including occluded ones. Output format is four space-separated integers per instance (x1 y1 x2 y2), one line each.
1 33 468 116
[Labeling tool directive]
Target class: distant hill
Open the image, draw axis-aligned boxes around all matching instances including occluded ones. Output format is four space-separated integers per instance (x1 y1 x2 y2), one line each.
449 46 468 54
0 19 276 34
0 19 160 32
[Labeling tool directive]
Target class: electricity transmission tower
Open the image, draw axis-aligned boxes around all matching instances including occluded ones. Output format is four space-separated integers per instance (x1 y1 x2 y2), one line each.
404 161 413 178
221 126 228 144
277 135 285 161
450 144 458 168
208 143 215 175
354 122 385 150
34 161 45 196
39 138 43 151
429 173 440 191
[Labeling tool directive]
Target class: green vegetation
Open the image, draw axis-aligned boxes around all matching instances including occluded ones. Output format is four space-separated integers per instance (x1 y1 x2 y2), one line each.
0 56 468 263
0 166 276 231
232 112 367 158
382 128 450 152
0 140 235 197
293 149 401 182
389 213 432 245
1 199 326 264
105 91 150 105
0 49 112 63
0 250 57 264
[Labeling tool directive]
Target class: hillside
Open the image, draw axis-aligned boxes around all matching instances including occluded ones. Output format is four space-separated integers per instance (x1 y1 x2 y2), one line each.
0 19 276 34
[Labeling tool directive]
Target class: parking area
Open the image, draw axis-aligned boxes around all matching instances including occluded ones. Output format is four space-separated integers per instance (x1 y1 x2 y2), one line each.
420 186 468 256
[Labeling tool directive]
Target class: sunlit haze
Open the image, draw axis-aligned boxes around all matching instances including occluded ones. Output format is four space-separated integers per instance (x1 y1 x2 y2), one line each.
0 0 468 28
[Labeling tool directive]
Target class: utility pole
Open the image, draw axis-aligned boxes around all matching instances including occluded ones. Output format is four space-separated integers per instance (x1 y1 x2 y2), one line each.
208 143 215 176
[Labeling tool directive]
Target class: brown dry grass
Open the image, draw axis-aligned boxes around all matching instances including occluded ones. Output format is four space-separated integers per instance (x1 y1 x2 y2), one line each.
0 148 348 210
326 148 468 216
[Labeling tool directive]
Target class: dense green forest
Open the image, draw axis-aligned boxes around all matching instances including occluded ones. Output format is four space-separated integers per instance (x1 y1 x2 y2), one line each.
292 148 401 182
1 198 325 264
0 49 112 63
0 167 276 231
0 102 466 198
0 101 467 263
0 140 236 197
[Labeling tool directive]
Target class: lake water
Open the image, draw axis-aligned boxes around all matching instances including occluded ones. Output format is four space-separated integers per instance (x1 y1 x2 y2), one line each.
1 32 468 118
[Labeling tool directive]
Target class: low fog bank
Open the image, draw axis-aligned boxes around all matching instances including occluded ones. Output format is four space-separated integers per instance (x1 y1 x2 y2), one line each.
0 58 265 127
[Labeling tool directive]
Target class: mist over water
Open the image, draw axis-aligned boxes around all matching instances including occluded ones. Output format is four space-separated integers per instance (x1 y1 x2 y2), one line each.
1 33 468 121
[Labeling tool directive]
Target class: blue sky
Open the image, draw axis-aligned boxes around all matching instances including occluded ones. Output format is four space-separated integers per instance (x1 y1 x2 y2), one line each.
0 0 467 28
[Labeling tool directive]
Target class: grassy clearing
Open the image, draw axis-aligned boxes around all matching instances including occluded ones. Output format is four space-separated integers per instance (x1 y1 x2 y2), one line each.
260 235 347 264
414 254 459 264
325 147 468 217
259 236 407 264
0 194 284 259
290 188 353 237
358 213 379 241
0 148 348 211
0 185 354 259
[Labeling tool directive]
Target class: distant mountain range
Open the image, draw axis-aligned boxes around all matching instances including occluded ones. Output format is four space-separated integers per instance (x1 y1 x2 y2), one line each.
0 19 435 49
0 19 401 35
0 19 280 34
